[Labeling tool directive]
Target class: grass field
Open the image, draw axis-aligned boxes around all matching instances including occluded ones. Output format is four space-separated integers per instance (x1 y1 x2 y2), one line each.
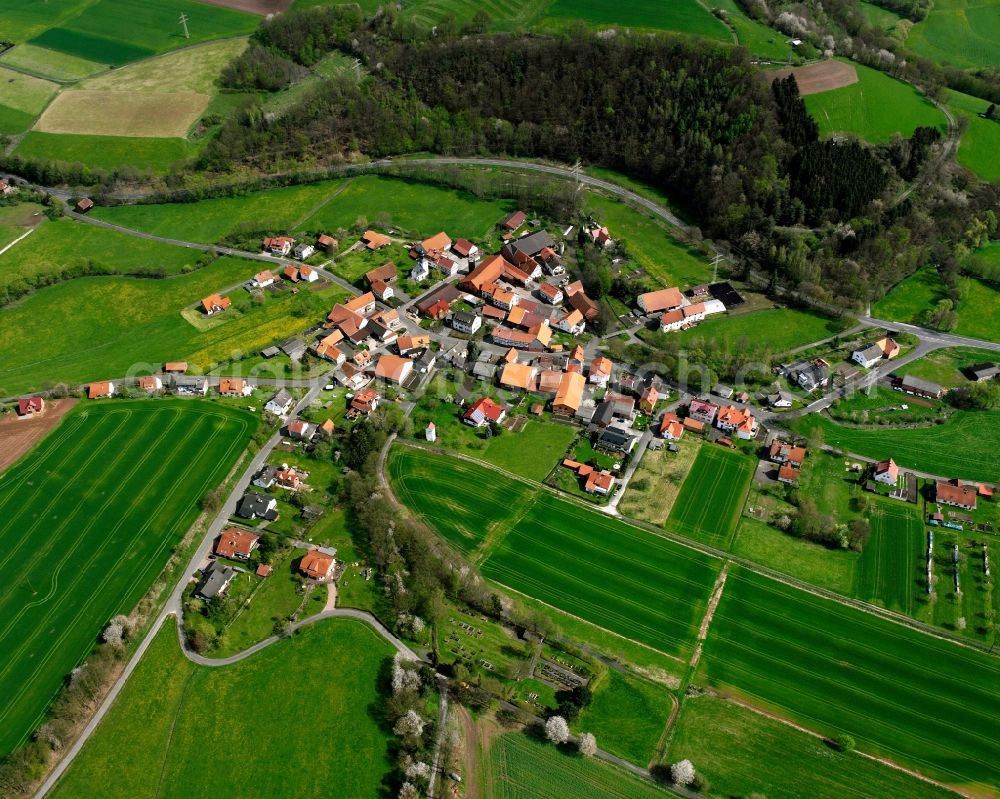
666 446 754 548
0 44 105 81
481 493 722 658
0 0 92 42
856 501 923 615
387 446 537 555
27 0 257 67
576 668 672 766
715 0 795 59
669 693 957 799
619 442 700 525
685 306 844 353
698 567 1000 790
947 90 1000 182
953 275 1000 342
0 400 255 756
49 619 394 799
36 89 210 138
488 732 671 799
0 67 58 133
873 265 946 324
543 0 730 39
14 131 196 173
905 0 1000 69
860 0 904 31
805 61 947 144
893 345 999 388
794 411 1000 483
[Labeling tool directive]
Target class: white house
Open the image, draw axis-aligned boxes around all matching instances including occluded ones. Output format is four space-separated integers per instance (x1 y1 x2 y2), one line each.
299 265 319 282
265 389 294 416
293 243 315 260
451 311 482 334
251 270 276 288
852 343 884 369
555 309 585 335
411 258 430 282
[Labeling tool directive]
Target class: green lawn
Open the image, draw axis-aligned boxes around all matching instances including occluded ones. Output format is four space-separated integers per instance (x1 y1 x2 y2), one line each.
576 668 672 767
666 445 754 549
860 0 904 31
0 256 347 395
794 411 1000 483
27 0 257 67
954 275 1000 343
0 399 255 756
873 265 947 324
685 306 843 354
698 567 1000 791
585 194 711 289
805 61 947 144
0 44 106 81
543 0 730 39
905 0 1000 69
669 693 957 799
487 732 672 799
947 90 1000 182
14 131 197 173
893 346 999 388
714 0 795 59
50 619 394 799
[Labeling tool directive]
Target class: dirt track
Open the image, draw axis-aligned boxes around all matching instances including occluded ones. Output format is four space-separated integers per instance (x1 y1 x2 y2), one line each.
0 399 77 474
195 0 293 14
770 60 859 95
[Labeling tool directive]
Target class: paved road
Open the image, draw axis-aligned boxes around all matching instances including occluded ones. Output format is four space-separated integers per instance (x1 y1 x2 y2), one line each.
602 429 652 516
861 314 1000 353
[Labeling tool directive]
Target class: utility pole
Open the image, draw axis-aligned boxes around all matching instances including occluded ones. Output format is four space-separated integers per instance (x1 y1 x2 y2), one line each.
711 252 723 283
179 12 190 39
351 58 362 81
571 160 582 193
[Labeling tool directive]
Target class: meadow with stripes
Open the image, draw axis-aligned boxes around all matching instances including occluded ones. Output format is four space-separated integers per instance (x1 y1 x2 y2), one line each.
0 400 254 756
665 445 753 548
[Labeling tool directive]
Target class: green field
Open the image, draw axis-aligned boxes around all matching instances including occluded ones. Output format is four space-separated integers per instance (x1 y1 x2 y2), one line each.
894 345 1000 388
873 265 947 324
0 400 255 756
0 0 91 42
947 90 1000 181
666 445 754 548
488 732 671 799
14 131 197 173
387 446 538 555
481 493 721 658
0 256 347 396
860 0 904 31
954 275 1000 342
685 306 843 353
0 44 105 81
50 619 394 799
905 0 1000 69
794 411 1000 483
669 693 957 799
26 0 257 67
0 66 58 133
576 668 672 766
856 501 923 615
698 567 1000 790
544 0 730 39
805 61 947 144
714 0 795 59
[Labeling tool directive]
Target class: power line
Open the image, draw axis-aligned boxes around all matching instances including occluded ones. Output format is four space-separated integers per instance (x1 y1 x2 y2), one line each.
179 12 190 39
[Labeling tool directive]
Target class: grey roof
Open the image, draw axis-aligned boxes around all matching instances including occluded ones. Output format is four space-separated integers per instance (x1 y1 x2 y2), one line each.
253 464 277 485
281 337 306 359
506 231 556 257
969 362 999 380
237 491 277 520
261 346 280 358
855 343 884 362
713 384 734 398
267 388 293 408
195 562 235 600
901 375 943 395
452 310 478 326
596 425 636 451
472 362 496 379
592 401 616 428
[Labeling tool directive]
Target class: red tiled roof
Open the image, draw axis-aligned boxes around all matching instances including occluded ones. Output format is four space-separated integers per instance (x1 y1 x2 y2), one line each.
300 548 335 579
215 527 259 559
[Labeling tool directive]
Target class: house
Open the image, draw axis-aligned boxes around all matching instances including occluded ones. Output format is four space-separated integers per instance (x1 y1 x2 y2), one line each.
660 412 684 440
423 298 450 320
587 225 614 248
501 210 527 231
293 243 315 260
637 287 684 315
350 388 380 415
281 337 306 361
375 354 414 385
195 562 235 600
873 458 899 485
276 467 302 489
900 375 944 399
688 399 719 424
553 372 586 416
537 370 563 396
283 265 300 282
365 262 398 287
420 231 452 254
318 418 335 438
452 238 478 260
639 386 659 414
215 528 259 560
589 357 613 387
164 362 188 374
716 405 758 439
236 491 278 521
852 337 900 369
263 236 294 257
683 417 705 434
87 381 115 399
252 464 277 488
344 292 377 317
778 464 800 485
492 324 551 350
769 440 806 467
299 265 319 282
372 308 402 330
538 282 563 304
397 334 430 355
300 547 337 580
317 233 338 254
464 397 507 428
16 396 44 417
362 230 391 250
767 389 794 408
502 231 556 262
219 377 252 397
251 269 277 289
201 293 230 316
584 469 616 495
265 389 294 416
313 333 346 366
591 400 616 429
604 392 636 419
555 308 585 335
968 362 1000 382
451 311 482 334
499 362 538 392
564 281 600 321
411 258 430 282
714 384 734 400
137 376 163 393
596 425 637 454
287 419 315 440
935 479 977 510
340 362 370 390
788 359 830 392
75 198 94 213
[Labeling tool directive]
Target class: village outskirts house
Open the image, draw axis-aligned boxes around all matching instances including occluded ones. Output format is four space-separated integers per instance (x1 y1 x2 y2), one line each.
236 491 278 521
201 294 230 316
87 381 115 399
195 562 235 600
463 397 507 428
300 547 337 581
852 337 900 369
251 269 277 288
215 528 259 560
899 375 944 400
873 458 899 485
219 377 253 397
16 396 45 417
935 479 977 511
263 236 295 257
265 389 294 417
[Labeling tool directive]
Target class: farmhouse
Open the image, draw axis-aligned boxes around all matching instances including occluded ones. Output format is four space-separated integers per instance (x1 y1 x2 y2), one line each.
195 562 235 601
564 281 600 321
300 547 337 581
251 269 277 288
660 412 684 440
499 361 538 392
553 371 586 416
464 397 507 428
589 357 613 387
688 399 719 424
137 376 163 393
287 419 315 440
778 464 800 485
935 480 977 510
503 231 556 262
350 388 380 415
263 236 294 256
375 354 414 385
452 238 479 260
852 337 900 369
87 381 115 399
313 333 346 365
900 375 944 399
215 528 259 560
873 458 899 485
501 210 527 231
365 262 398 287
236 492 278 521
492 324 552 350
451 311 482 334
219 377 252 397
16 396 44 417
362 230 391 250
317 233 338 254
637 287 684 315
265 389 294 416
201 294 230 316
716 405 758 439
769 440 806 467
